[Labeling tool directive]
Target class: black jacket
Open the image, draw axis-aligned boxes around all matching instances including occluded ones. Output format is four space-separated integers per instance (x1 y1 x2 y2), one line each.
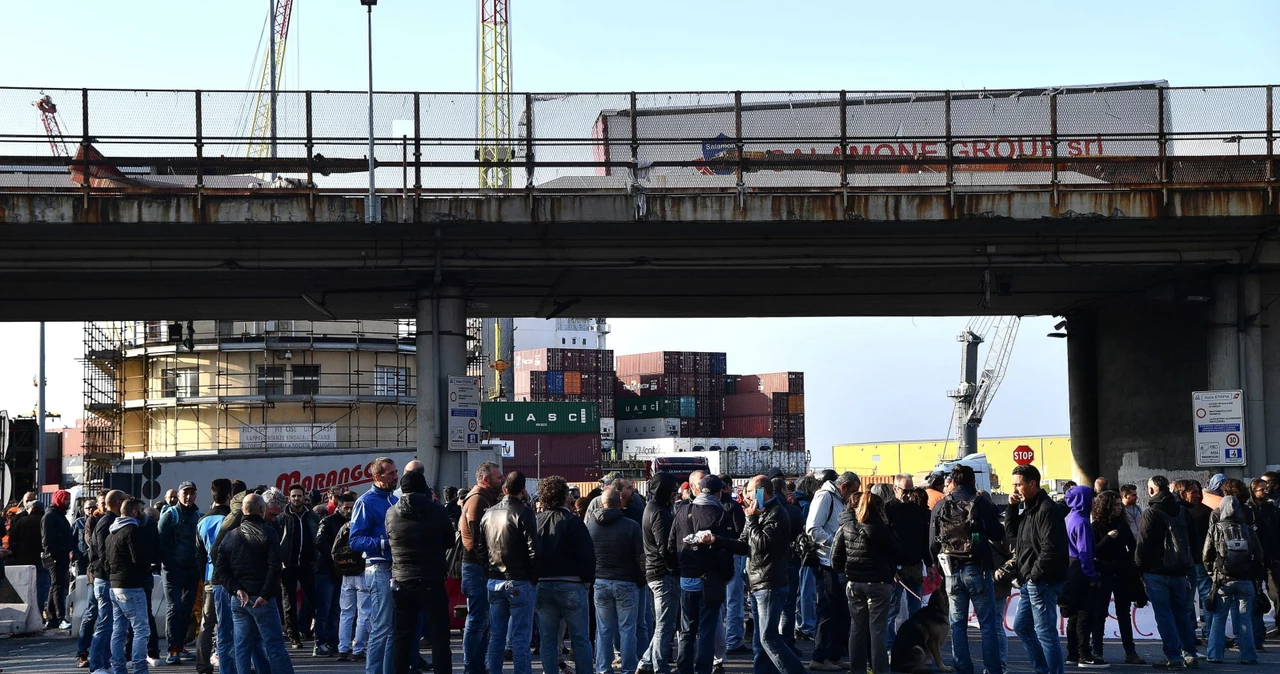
536 506 595 583
105 518 154 589
742 499 792 591
477 496 541 582
1136 490 1193 576
279 506 320 570
1203 496 1266 581
1248 498 1280 565
315 512 347 577
157 503 202 571
929 488 1004 570
216 515 282 599
1091 515 1138 579
7 508 44 567
41 505 75 561
386 493 454 584
588 508 646 586
669 498 749 582
88 511 117 578
831 518 901 583
886 498 931 567
642 499 677 582
1006 489 1069 585
1178 499 1213 565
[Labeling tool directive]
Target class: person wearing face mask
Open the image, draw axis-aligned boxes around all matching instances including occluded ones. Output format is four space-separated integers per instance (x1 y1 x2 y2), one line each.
158 481 203 664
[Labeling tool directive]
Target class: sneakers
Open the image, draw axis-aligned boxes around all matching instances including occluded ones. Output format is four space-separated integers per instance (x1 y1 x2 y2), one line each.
1181 656 1199 669
807 661 842 672
210 654 219 667
336 652 352 662
1151 660 1185 670
290 638 304 650
353 652 367 661
1078 657 1110 668
77 653 89 669
313 645 334 657
1125 653 1147 665
166 651 182 666
179 650 196 662
60 621 72 629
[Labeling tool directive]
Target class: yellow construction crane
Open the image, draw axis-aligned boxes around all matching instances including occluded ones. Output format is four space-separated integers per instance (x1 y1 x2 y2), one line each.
478 0 512 189
246 0 295 163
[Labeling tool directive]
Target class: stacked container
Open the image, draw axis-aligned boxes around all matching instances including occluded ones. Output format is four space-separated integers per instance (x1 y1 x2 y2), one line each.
482 401 604 482
615 351 728 440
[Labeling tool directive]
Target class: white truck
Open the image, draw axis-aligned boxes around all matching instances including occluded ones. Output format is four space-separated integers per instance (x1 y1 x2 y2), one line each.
924 452 996 492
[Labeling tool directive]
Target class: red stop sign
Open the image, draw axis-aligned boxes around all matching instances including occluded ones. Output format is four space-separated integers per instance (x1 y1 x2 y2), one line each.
1013 445 1035 466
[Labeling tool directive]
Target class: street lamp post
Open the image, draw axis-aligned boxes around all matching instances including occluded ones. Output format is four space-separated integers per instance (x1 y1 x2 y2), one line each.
361 0 380 223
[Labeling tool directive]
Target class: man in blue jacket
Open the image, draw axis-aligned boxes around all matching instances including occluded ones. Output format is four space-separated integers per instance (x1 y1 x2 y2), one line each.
350 457 399 674
196 479 234 674
158 480 203 664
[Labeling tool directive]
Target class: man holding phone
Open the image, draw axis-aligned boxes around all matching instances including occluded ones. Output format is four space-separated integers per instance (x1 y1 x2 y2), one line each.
742 476 807 674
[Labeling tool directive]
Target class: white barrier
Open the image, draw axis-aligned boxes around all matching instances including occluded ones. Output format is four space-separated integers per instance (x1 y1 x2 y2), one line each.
0 565 46 635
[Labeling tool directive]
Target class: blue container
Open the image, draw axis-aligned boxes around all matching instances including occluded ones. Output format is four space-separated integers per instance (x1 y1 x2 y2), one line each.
710 352 728 375
546 370 565 395
679 395 697 419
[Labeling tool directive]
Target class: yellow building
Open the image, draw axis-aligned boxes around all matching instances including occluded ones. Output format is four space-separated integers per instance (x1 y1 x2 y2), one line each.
83 320 419 464
832 435 1074 488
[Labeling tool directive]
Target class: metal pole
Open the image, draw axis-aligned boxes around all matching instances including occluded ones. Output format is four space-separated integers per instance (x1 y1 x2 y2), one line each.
365 4 380 223
38 322 46 489
268 0 278 180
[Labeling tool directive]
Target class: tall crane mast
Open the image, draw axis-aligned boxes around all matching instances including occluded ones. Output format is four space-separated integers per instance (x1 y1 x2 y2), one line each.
478 0 512 189
33 95 72 159
246 0 295 163
946 316 1021 457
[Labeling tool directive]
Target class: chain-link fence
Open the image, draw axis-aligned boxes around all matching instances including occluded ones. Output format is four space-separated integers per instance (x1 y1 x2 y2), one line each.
0 83 1274 193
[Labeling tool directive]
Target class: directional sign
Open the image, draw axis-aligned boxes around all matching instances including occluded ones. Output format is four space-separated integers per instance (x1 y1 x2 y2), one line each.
1193 390 1246 467
1012 445 1035 466
448 376 482 452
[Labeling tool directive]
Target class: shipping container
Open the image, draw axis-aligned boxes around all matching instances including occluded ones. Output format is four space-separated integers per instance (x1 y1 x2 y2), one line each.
600 418 615 441
547 371 565 395
788 393 805 415
678 374 696 396
617 417 681 440
514 348 612 373
621 437 692 456
720 415 774 437
695 352 712 374
772 392 789 415
564 371 582 395
709 353 728 375
759 372 805 395
721 393 773 418
617 396 694 420
482 402 602 435
616 351 682 376
503 462 603 483
490 433 603 466
621 373 679 396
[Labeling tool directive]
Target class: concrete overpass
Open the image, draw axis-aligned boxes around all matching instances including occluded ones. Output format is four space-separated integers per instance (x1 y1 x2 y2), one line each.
2 82 1278 489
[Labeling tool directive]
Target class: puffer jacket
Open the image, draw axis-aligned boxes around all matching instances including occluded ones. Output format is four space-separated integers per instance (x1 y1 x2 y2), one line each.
105 516 154 589
215 515 281 599
536 506 595 583
386 492 454 584
1007 488 1069 585
477 495 541 581
587 507 645 586
158 502 202 571
7 507 44 567
742 498 791 591
831 516 900 583
280 506 320 570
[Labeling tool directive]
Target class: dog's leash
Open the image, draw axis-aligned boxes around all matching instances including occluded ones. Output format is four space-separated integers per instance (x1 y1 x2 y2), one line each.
895 573 923 602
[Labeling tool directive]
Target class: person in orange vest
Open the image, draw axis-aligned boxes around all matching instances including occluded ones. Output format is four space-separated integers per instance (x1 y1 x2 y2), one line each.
925 473 946 509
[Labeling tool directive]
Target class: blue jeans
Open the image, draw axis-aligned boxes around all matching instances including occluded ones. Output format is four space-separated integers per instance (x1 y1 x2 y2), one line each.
886 573 923 648
364 565 394 674
164 567 199 652
1208 579 1256 662
90 578 115 670
1191 564 1213 637
487 579 535 674
78 578 99 655
813 565 848 663
339 574 370 655
1013 580 1064 674
947 566 1004 674
462 562 490 674
797 566 817 636
642 576 679 674
314 574 339 650
677 588 720 674
214 585 262 674
749 587 807 674
110 587 150 674
637 582 654 662
780 560 800 647
537 581 593 674
1144 572 1198 663
230 597 295 674
723 555 746 649
36 566 51 619
595 579 640 674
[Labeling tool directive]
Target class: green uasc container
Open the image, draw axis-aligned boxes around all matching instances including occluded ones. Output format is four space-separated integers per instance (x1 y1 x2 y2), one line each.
483 401 601 434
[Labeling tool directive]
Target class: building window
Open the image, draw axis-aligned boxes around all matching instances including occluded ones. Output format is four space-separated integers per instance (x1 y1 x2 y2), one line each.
257 366 285 396
292 365 320 395
374 365 408 396
162 367 200 398
217 321 234 338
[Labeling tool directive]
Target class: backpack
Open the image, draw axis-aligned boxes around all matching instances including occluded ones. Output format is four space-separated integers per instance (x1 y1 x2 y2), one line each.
331 521 365 577
1155 508 1194 574
1214 520 1253 579
937 496 979 562
794 530 820 568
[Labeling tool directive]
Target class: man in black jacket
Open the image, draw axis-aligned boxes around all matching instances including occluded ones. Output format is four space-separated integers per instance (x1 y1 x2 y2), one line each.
884 473 927 648
41 489 76 629
770 476 805 654
157 481 202 664
1173 479 1214 640
588 488 647 674
81 489 125 671
477 471 541 674
387 471 454 674
640 473 679 674
669 472 749 674
1006 465 1068 674
742 475 806 674
280 483 321 649
217 492 294 674
1136 475 1199 669
105 498 155 674
313 485 348 658
533 475 595 674
930 465 1005 674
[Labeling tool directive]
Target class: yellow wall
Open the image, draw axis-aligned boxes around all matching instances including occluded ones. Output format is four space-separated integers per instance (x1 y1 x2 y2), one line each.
832 435 1073 488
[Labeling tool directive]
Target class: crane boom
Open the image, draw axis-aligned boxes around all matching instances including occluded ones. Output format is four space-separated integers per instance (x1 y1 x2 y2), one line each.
946 315 1021 457
34 95 71 159
246 0 295 160
478 0 513 189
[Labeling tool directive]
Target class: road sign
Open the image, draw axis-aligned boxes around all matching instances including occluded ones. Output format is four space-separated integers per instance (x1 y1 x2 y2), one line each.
1012 445 1035 466
1193 390 1246 467
448 376 482 451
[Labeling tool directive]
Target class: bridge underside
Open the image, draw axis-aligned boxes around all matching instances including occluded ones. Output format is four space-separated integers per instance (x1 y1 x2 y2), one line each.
0 191 1276 320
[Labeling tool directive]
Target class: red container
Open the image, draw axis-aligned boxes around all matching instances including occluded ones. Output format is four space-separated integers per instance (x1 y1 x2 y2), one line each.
722 393 773 418
616 352 682 376
720 415 774 437
515 348 613 373
504 463 603 483
493 433 603 467
758 372 804 395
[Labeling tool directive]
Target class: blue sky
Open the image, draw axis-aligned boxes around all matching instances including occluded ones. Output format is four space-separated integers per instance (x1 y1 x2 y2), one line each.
1 0 1277 468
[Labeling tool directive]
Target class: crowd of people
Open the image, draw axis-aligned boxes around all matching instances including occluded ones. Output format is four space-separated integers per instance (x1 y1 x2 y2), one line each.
2 459 1280 674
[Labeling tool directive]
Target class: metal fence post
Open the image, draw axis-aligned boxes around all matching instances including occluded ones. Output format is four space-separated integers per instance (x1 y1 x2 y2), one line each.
525 93 535 189
944 91 954 210
81 88 90 209
1267 85 1275 210
839 90 848 190
734 91 744 199
1158 87 1169 201
1049 91 1058 209
629 92 639 173
413 93 422 191
305 91 315 221
194 91 204 191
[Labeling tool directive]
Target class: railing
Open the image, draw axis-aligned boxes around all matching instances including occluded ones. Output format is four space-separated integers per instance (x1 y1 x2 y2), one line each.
0 83 1276 196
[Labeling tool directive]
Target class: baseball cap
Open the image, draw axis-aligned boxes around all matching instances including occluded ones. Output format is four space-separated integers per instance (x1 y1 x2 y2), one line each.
699 474 726 494
178 481 198 492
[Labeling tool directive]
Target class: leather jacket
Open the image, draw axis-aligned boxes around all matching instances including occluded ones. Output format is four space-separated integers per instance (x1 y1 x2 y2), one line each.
477 495 541 581
742 498 791 591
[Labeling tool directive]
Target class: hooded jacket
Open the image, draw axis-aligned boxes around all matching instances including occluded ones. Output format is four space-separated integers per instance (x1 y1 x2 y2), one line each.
587 507 646 586
105 516 154 589
536 506 595 583
804 480 844 567
386 486 454 584
279 505 320 570
928 486 1003 570
477 495 541 581
643 476 679 582
1006 488 1069 585
157 502 202 571
670 494 749 581
41 503 76 563
215 514 282 599
1135 489 1193 576
195 504 231 582
1202 495 1265 581
1065 486 1099 581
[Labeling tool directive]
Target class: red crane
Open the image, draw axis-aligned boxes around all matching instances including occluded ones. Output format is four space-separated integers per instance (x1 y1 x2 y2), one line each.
32 94 128 187
33 94 72 159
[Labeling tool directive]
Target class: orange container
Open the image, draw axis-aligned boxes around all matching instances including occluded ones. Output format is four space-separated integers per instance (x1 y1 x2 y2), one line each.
788 394 805 415
564 371 582 395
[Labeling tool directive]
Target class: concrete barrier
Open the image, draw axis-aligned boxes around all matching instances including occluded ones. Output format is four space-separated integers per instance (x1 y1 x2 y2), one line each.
69 573 170 639
0 565 46 635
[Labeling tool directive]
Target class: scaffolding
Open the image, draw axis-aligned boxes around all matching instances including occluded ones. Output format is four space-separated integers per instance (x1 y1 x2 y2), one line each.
82 319 420 459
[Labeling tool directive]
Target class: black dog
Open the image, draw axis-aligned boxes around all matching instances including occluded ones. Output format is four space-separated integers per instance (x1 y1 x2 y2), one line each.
890 588 952 673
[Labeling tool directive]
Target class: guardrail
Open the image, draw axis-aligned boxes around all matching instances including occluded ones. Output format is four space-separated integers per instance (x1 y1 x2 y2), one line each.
0 83 1275 196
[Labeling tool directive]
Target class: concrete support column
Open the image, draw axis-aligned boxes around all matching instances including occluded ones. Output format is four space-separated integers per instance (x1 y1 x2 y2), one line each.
1209 275 1244 477
416 285 469 491
1066 310 1100 484
1242 274 1267 476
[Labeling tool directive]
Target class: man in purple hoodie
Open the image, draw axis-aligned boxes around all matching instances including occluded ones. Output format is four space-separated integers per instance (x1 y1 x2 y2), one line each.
1064 486 1107 668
